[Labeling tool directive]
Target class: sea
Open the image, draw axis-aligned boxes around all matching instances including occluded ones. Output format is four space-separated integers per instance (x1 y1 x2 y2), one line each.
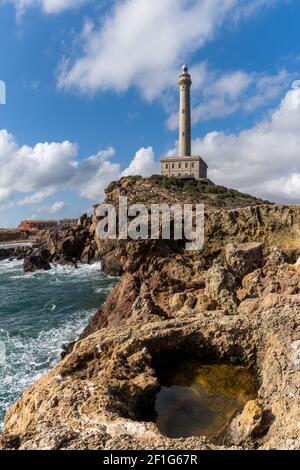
0 251 116 429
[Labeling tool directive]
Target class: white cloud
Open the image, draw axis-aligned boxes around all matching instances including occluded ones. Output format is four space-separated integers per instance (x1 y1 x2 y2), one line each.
167 68 292 128
58 0 285 99
190 86 300 202
244 69 291 111
0 129 160 212
210 71 253 100
72 148 120 200
17 187 55 205
73 146 159 200
3 0 89 15
0 130 78 193
192 97 240 125
122 147 159 177
41 201 66 213
0 188 13 207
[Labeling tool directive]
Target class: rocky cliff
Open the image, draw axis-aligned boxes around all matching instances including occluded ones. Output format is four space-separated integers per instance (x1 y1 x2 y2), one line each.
0 214 98 271
1 176 300 450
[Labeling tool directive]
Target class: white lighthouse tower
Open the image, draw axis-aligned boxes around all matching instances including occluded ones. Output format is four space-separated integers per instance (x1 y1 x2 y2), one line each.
161 65 208 181
178 64 192 157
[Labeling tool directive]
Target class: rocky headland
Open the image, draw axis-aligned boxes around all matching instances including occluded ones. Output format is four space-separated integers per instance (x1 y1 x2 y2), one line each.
0 214 98 271
1 176 300 450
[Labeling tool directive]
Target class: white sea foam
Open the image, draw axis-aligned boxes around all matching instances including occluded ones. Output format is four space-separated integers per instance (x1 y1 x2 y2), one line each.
94 285 114 294
0 258 23 274
0 258 116 429
9 261 103 280
48 261 102 277
0 308 93 430
0 258 102 279
0 242 32 249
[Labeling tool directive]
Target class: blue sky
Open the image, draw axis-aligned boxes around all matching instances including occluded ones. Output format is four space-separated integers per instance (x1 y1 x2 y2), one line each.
0 0 300 227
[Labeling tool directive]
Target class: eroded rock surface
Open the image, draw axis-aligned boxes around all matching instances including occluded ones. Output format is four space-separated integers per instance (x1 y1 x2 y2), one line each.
2 176 300 450
2 307 300 450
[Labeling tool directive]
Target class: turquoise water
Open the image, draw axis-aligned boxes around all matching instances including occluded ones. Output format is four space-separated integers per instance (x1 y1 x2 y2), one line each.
0 256 116 429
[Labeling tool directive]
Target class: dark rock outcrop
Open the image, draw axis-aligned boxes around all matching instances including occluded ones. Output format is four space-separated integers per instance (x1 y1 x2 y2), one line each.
23 248 51 272
226 242 263 278
43 215 98 267
0 246 32 261
20 214 99 272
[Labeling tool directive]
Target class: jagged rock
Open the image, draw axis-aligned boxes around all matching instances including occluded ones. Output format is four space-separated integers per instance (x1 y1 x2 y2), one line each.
237 269 263 301
56 236 83 258
131 295 166 324
80 244 97 264
23 248 51 272
295 261 300 285
205 263 237 312
259 293 300 311
205 263 236 296
196 292 214 311
225 400 264 446
266 246 287 266
236 260 300 306
2 306 300 450
0 246 31 261
81 272 140 335
237 298 260 316
185 293 197 309
101 251 124 276
170 293 186 310
40 216 98 267
226 242 263 278
0 248 14 261
291 340 300 369
77 213 89 228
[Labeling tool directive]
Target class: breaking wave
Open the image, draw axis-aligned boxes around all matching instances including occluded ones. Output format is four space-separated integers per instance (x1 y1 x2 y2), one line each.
0 309 92 430
0 259 116 429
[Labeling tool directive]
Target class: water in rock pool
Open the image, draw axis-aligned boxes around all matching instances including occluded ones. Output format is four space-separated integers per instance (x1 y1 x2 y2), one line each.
155 361 258 441
0 257 117 429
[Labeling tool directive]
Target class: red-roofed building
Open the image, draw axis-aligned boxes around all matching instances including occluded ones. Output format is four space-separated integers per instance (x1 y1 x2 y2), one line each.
18 220 58 232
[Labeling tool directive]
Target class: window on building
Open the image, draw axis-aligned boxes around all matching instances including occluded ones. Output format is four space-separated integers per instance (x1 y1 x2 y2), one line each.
185 163 188 168
165 164 169 169
178 163 181 168
172 164 175 169
191 163 195 168
182 109 185 114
